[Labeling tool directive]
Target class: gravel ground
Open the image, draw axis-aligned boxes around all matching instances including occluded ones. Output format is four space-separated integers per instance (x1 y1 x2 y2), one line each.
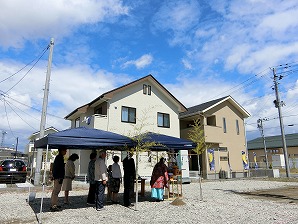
0 179 298 224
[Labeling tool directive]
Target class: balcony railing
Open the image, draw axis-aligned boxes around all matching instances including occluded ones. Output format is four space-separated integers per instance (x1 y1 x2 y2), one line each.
180 125 223 144
91 114 108 129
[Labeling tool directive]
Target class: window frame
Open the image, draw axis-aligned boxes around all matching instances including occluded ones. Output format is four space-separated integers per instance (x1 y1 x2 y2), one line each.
157 112 170 128
143 84 147 94
223 117 227 133
121 106 136 124
148 85 151 95
236 119 240 135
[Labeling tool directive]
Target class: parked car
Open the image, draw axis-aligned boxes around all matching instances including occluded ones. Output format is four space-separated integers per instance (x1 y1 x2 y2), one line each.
0 159 27 183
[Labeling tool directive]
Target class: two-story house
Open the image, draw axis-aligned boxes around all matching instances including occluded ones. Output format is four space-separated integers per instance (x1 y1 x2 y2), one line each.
64 75 188 179
180 96 250 179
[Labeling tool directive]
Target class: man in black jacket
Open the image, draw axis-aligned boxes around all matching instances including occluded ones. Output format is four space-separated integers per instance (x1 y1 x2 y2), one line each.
50 146 67 212
122 152 135 207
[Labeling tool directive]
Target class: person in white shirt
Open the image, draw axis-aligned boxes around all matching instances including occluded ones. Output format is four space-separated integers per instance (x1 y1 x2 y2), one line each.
62 153 79 205
94 149 108 211
110 156 122 204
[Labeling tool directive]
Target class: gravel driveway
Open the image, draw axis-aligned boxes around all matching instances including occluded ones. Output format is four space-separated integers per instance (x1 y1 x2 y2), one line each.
1 179 298 224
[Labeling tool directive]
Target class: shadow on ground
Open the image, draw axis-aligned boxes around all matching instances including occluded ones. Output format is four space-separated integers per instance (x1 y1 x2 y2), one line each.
28 191 154 214
223 186 298 204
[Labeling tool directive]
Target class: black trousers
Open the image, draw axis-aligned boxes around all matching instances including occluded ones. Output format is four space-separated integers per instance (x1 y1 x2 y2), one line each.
87 183 96 204
123 176 134 206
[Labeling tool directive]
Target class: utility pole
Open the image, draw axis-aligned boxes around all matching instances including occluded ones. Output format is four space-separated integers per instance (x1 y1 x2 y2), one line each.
34 38 54 185
272 67 290 177
14 137 18 158
257 118 269 169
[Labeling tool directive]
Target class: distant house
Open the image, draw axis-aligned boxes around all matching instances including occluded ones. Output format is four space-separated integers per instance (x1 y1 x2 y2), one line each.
180 96 250 179
247 133 298 169
26 127 59 169
64 75 188 178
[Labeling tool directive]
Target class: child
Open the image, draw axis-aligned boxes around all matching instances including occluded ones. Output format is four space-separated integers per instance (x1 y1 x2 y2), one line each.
110 156 122 203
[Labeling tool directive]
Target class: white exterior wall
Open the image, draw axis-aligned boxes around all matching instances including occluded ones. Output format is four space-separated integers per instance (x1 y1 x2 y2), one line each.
107 81 180 137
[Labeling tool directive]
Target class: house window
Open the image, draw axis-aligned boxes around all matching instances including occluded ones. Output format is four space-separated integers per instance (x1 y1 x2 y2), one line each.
157 112 170 128
121 106 136 123
207 115 216 126
143 84 147 94
75 117 80 127
236 119 240 135
95 107 103 115
223 117 227 133
148 85 151 95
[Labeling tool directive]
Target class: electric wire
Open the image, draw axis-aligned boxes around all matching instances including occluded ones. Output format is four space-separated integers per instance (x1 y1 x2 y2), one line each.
4 45 49 94
3 100 16 138
2 98 38 131
0 44 49 84
0 91 65 120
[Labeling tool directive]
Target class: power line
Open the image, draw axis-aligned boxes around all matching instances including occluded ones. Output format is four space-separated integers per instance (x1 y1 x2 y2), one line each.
3 99 38 131
0 45 49 84
0 91 65 120
209 68 271 101
3 100 16 138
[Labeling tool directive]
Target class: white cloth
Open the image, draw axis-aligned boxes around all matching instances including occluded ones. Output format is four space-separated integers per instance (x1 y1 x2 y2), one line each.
94 157 108 181
112 163 122 178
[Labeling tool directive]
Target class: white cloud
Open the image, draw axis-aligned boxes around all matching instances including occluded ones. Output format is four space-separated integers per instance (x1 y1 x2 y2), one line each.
0 0 129 48
0 60 132 149
151 0 201 35
175 1 298 76
122 54 153 69
182 59 192 70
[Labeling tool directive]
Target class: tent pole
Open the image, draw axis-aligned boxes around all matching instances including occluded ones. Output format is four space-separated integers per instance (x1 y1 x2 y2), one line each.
135 151 139 211
38 144 49 224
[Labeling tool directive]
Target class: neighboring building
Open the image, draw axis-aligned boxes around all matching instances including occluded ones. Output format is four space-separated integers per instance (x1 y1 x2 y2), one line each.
64 75 188 179
0 147 27 162
247 133 298 169
26 127 59 170
180 96 250 179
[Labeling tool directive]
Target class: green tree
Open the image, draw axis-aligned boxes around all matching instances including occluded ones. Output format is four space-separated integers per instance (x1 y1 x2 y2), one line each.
125 106 162 210
188 118 213 201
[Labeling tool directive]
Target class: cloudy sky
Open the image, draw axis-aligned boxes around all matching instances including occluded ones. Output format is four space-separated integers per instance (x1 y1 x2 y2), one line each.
0 0 298 151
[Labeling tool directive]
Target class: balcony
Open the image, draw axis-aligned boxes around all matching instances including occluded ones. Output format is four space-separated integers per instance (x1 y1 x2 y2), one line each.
90 114 108 129
204 125 223 144
180 125 223 144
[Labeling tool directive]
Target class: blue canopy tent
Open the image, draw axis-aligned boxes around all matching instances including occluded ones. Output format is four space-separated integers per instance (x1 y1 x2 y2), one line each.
34 127 134 219
34 127 134 149
136 132 196 151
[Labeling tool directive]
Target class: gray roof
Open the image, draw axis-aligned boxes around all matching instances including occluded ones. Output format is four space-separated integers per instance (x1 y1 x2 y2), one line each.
247 133 298 150
180 96 227 117
180 95 250 118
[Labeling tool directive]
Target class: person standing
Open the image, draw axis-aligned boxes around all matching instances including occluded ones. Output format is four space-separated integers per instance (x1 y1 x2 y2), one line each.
150 157 169 202
62 153 79 205
94 149 108 211
50 146 67 212
110 156 122 204
87 152 97 205
122 152 135 207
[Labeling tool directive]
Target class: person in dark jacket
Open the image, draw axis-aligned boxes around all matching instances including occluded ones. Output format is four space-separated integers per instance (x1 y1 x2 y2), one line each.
50 146 67 212
122 152 135 207
87 152 97 205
